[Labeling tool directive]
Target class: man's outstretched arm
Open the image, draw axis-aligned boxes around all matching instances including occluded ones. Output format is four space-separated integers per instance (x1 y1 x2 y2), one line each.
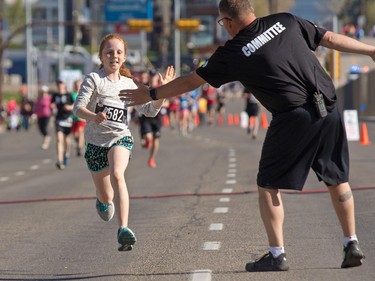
320 31 375 61
120 71 206 106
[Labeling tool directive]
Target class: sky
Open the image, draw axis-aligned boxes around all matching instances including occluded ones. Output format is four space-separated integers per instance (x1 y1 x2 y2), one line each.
289 0 336 24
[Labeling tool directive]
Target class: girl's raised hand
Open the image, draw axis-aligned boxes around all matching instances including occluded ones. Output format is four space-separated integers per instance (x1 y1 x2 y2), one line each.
159 65 176 85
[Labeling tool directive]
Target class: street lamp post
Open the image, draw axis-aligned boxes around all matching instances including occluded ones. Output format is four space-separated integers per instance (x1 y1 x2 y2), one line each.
25 0 35 99
174 0 181 76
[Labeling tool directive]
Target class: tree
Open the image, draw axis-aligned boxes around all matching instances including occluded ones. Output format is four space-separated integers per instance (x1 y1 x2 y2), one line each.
252 0 295 16
0 0 27 104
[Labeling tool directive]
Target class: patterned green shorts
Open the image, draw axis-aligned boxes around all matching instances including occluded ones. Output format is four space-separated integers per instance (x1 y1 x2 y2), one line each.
85 136 134 172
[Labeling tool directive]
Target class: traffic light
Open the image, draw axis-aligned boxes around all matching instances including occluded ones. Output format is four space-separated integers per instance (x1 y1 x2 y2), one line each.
176 19 201 31
127 19 153 32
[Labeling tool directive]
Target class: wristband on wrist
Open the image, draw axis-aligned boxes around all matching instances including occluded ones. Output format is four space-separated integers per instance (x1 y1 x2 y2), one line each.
149 88 158 100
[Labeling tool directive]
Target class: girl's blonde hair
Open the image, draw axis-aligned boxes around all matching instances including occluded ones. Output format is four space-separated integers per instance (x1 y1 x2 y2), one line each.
98 33 132 78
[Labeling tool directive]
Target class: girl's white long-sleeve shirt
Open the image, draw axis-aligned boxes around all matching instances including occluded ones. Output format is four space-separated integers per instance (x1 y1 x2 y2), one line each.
73 68 159 147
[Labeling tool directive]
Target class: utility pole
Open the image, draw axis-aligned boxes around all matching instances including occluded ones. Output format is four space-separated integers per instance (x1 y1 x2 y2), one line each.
268 0 278 14
25 0 34 99
0 0 4 104
174 0 181 76
58 0 65 78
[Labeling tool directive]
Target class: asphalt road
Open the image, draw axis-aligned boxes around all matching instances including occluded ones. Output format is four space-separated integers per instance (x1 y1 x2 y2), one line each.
0 96 375 281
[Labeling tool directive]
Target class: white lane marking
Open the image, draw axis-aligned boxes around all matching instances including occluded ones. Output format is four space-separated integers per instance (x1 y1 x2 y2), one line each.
190 269 212 281
15 171 25 176
29 165 39 170
214 207 228 213
209 223 223 231
222 188 233 193
203 242 221 250
227 173 236 177
226 179 237 184
42 159 52 164
219 197 230 203
228 169 237 173
229 158 236 162
0 177 9 182
228 163 236 168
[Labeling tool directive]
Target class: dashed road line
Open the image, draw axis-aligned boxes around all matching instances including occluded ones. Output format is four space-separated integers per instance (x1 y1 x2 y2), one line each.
29 165 39 170
222 188 233 193
219 197 230 203
0 177 9 182
190 269 212 281
209 223 223 231
225 179 237 184
214 207 229 213
203 241 221 250
1 158 53 183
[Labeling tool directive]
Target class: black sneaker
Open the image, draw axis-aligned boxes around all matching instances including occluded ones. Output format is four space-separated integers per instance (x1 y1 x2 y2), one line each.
245 252 289 272
341 241 365 268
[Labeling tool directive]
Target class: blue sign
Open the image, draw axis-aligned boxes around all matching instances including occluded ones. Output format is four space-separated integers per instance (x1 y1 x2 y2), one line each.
105 0 153 22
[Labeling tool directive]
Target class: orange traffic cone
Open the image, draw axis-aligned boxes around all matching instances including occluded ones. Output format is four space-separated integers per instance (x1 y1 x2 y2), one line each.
261 112 269 128
227 114 233 126
359 122 371 145
162 114 170 127
233 113 240 125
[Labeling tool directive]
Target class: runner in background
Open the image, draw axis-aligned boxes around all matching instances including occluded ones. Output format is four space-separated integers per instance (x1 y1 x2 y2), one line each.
51 79 74 170
71 79 86 156
34 85 52 149
201 83 216 125
137 70 165 168
243 87 259 139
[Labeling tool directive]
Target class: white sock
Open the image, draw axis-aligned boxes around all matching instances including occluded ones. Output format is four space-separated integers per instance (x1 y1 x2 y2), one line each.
269 246 285 258
343 235 358 247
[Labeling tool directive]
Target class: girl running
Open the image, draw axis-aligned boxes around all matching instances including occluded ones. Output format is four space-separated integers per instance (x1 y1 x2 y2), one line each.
73 33 175 251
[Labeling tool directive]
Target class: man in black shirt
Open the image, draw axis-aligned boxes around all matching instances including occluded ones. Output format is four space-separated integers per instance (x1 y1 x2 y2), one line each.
120 0 374 271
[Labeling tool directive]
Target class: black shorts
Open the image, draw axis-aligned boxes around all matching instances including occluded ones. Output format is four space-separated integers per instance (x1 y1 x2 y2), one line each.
139 115 162 138
55 118 72 135
257 102 349 190
246 103 259 117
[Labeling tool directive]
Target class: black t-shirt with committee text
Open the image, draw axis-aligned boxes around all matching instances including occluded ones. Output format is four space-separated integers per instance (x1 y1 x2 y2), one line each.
196 13 335 114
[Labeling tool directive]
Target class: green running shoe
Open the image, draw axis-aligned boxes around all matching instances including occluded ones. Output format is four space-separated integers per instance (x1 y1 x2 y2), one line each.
95 199 114 222
117 227 137 251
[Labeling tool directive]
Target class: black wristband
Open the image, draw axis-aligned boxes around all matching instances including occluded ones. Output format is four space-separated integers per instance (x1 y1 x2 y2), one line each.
149 88 158 100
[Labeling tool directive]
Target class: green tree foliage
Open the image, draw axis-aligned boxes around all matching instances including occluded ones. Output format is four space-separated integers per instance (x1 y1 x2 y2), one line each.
4 0 25 30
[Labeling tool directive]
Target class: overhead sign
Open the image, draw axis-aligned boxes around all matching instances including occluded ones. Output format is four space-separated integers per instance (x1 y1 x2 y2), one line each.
104 0 153 22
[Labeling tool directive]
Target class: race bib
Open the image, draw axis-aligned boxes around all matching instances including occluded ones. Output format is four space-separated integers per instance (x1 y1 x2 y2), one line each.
58 116 73 128
94 98 128 129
